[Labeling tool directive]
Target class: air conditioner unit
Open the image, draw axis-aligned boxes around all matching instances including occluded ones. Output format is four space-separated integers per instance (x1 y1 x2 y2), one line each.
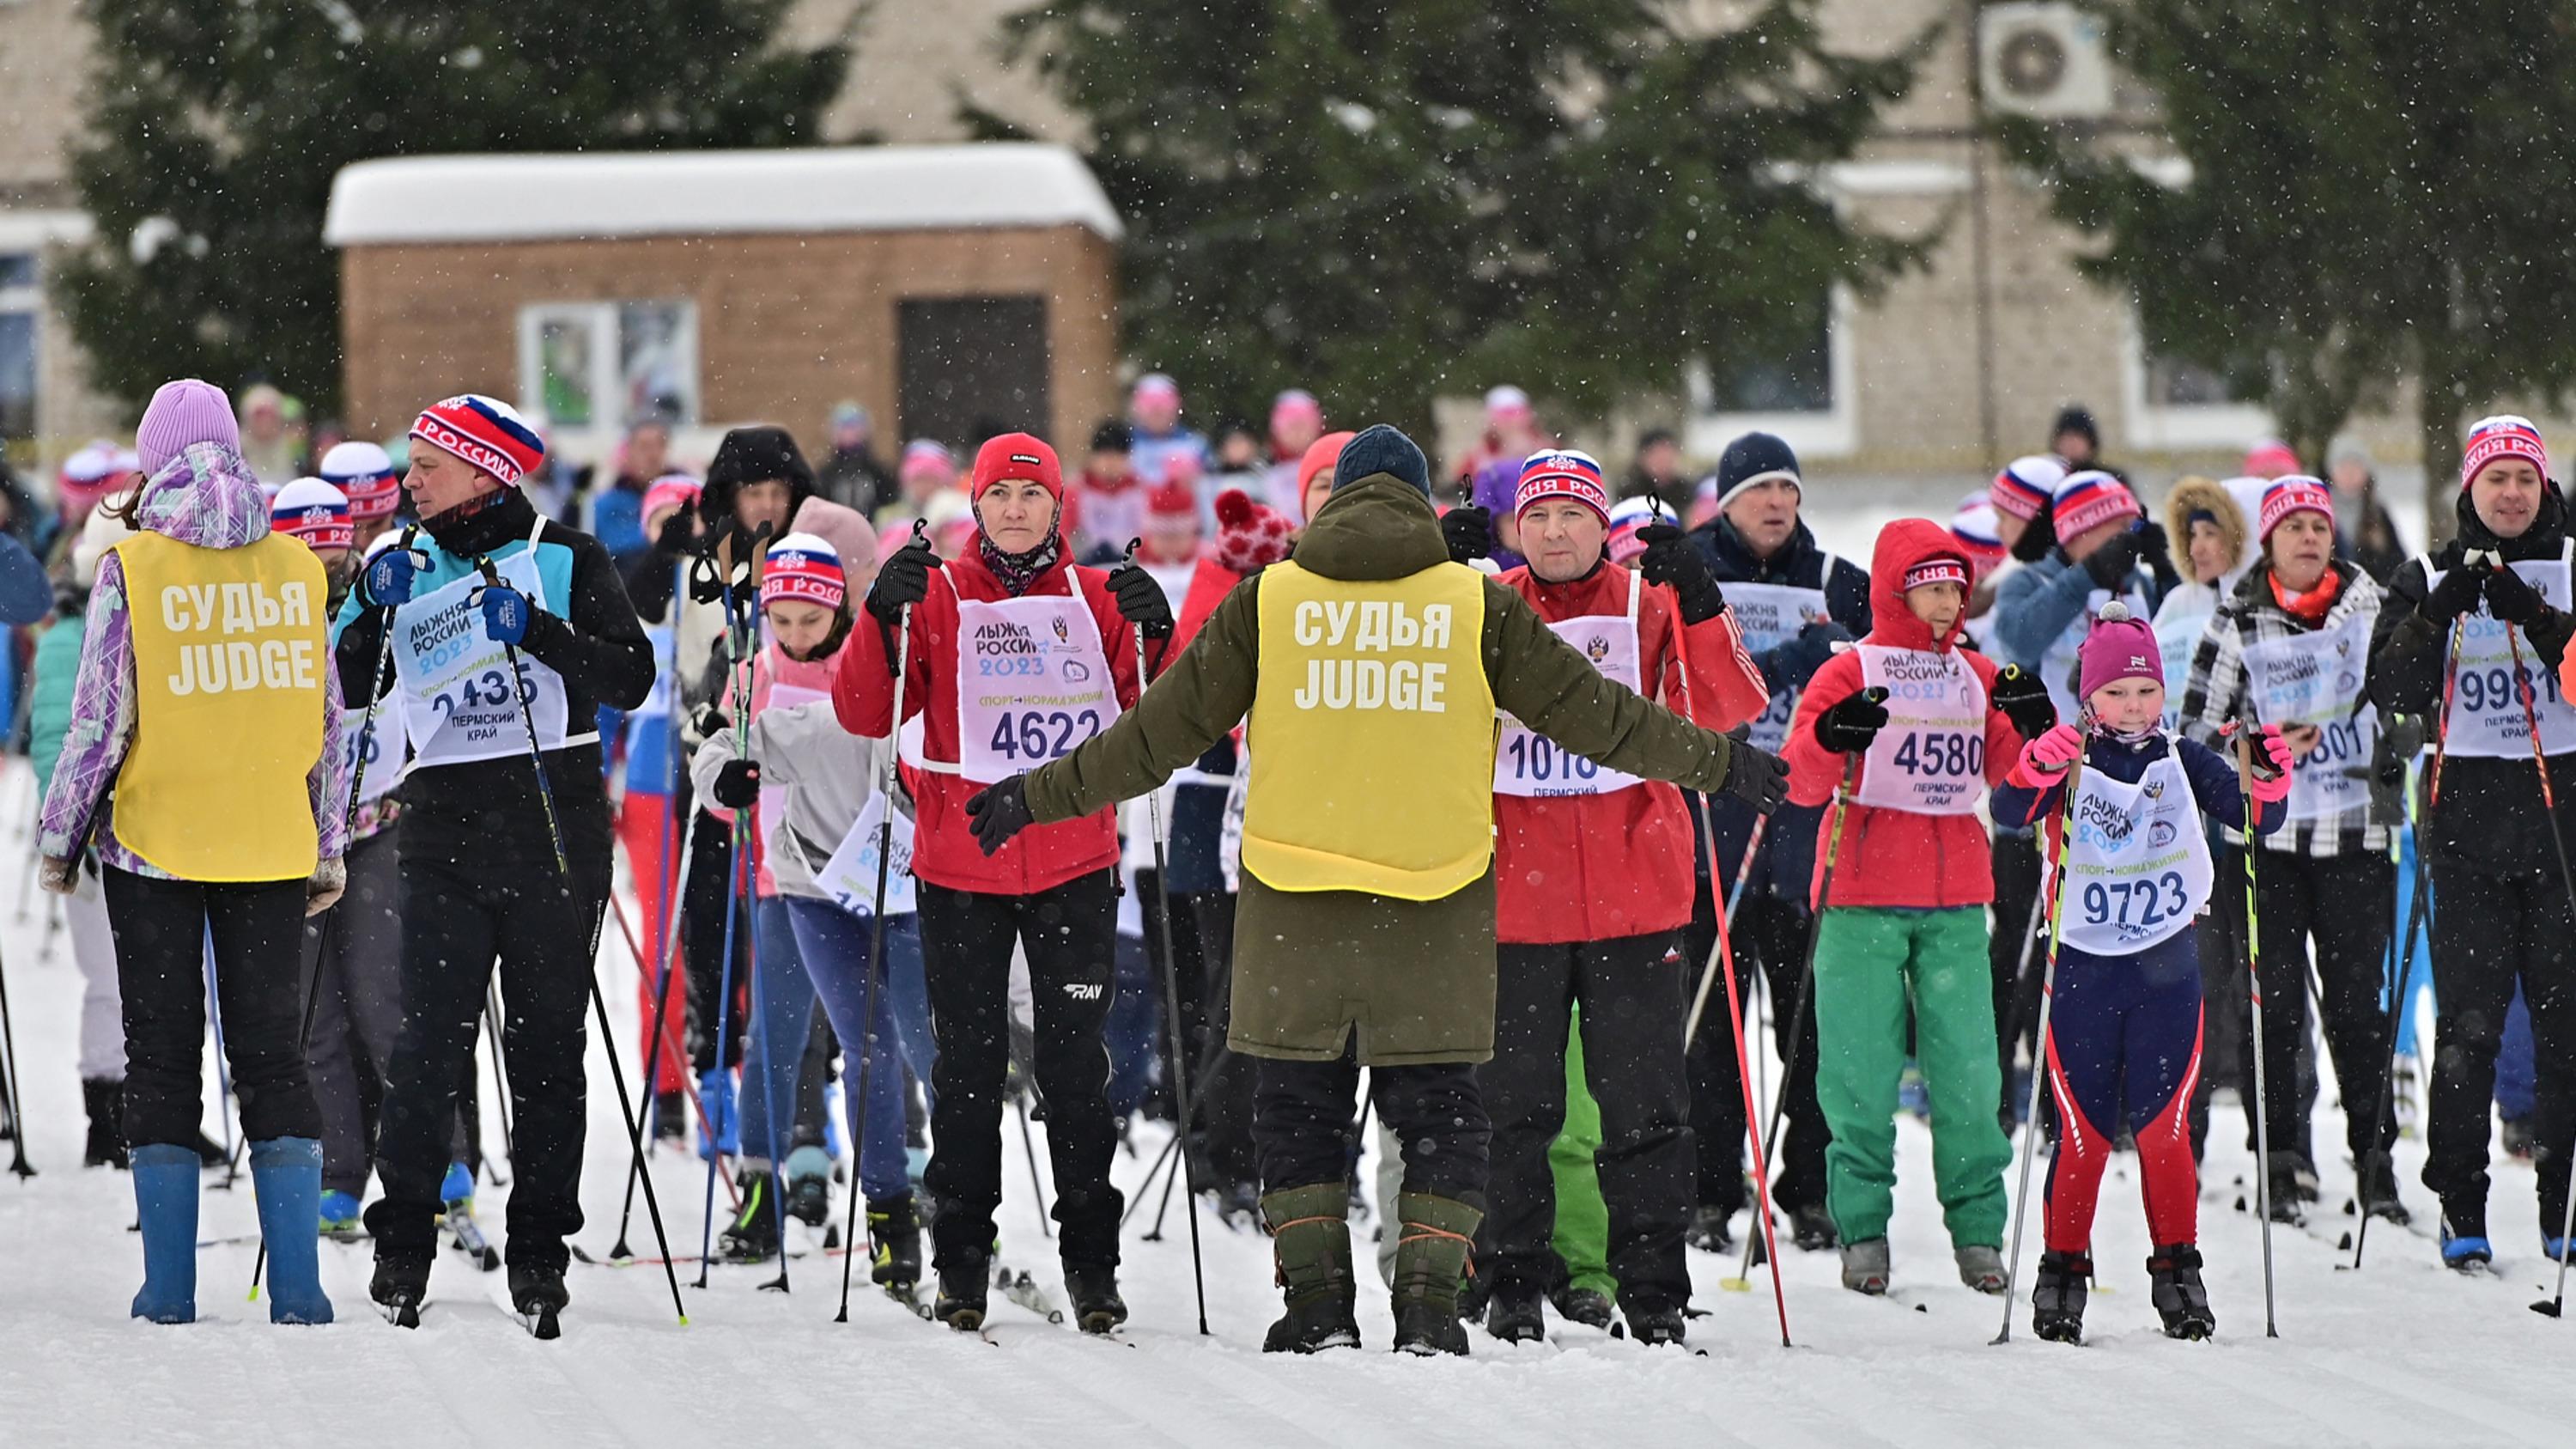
1979 3 2115 120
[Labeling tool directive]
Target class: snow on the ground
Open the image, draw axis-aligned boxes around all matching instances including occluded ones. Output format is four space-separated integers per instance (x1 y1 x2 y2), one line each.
0 565 2568 1447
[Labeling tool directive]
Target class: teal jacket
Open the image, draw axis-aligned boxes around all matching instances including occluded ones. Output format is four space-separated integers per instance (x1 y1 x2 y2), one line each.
28 610 81 800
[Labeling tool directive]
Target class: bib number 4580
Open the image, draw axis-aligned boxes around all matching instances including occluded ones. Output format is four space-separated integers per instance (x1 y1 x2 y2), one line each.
1891 730 1983 778
987 709 1104 763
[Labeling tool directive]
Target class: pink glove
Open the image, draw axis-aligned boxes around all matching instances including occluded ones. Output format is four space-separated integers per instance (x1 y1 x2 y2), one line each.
2248 723 2296 804
2020 722 2083 777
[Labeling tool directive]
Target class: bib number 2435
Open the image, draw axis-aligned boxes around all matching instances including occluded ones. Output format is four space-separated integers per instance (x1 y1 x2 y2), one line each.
987 708 1104 764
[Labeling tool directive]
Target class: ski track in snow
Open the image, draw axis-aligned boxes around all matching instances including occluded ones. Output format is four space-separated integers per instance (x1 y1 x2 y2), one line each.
1 490 2572 1447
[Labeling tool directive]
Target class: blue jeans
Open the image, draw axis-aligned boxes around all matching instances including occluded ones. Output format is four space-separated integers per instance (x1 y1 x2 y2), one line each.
1105 931 1160 1117
879 914 937 1118
2499 984 2537 1123
769 896 919 1204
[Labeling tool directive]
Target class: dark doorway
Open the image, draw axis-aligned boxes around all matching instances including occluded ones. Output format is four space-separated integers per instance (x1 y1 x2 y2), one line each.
898 296 1050 448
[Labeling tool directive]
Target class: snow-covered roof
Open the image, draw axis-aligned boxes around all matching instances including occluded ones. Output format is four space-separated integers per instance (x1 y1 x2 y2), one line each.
323 143 1123 247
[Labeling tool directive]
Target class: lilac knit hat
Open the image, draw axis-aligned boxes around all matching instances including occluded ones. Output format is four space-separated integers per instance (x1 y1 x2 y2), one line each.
135 380 241 476
2076 600 2162 704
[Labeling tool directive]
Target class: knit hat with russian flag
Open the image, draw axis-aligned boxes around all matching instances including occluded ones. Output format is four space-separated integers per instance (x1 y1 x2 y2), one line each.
1904 556 1971 594
1514 448 1611 524
2051 469 2142 542
1950 491 2008 573
319 440 402 521
2257 475 2335 542
1989 455 2067 524
410 395 544 487
270 477 353 553
1607 494 1678 565
761 532 846 612
2462 415 2549 490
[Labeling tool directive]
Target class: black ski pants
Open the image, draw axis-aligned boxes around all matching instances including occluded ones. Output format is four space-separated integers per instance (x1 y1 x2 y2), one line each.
1481 931 1692 1305
1685 886 1828 1214
1255 1052 1490 1204
2242 850 2397 1167
106 868 318 1150
916 872 1122 1272
2424 853 2576 1236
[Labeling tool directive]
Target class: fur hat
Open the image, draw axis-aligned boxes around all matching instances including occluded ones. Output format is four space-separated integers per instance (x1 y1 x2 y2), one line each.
2162 475 2247 572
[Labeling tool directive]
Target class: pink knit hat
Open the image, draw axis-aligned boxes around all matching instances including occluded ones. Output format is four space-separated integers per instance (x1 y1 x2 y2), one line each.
136 379 241 476
2077 601 2162 705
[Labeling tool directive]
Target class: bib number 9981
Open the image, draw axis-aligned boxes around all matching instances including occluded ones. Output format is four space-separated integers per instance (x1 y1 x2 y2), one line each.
987 709 1104 763
2458 664 2564 715
2080 872 2189 932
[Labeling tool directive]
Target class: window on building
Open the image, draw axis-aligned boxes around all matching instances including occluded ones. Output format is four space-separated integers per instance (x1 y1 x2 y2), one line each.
1686 285 1856 459
0 253 39 444
516 301 699 432
898 296 1050 446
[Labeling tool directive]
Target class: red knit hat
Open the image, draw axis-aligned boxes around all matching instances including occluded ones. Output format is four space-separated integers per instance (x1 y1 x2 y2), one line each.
761 532 846 612
2463 415 2549 490
969 433 1063 501
410 394 544 487
1214 489 1296 573
1146 479 1197 519
1514 449 1611 525
1294 431 1356 521
2052 469 2142 541
2257 476 2335 542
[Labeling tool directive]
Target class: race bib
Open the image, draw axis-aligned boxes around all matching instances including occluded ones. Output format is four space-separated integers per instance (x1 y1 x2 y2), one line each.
1495 576 1646 798
951 589 1121 786
2059 751 2215 956
389 539 569 770
813 792 917 918
341 694 409 806
1726 566 1834 752
2239 609 2376 821
2426 548 2576 759
1854 645 1988 815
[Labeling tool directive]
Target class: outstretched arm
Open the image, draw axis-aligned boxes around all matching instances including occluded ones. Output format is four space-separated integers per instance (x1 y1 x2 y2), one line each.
1023 575 1262 824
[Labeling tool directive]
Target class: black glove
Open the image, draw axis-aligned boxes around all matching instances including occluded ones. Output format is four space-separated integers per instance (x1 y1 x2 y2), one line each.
1990 665 2057 740
966 776 1036 855
2135 520 2174 573
2421 562 2486 624
712 758 761 810
695 705 731 740
2081 527 2144 589
653 507 697 557
2366 711 2427 829
1719 736 1790 815
1815 686 1891 755
1635 524 1725 624
2484 564 2548 627
1772 619 1851 691
1108 562 1175 639
869 533 939 625
1442 505 1493 565
688 552 750 606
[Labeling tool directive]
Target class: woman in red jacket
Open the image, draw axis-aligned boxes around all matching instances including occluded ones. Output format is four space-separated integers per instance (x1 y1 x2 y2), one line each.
1474 449 1771 1345
832 433 1167 1332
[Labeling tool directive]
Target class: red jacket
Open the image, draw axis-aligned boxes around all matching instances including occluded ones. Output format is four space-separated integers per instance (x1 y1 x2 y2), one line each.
1492 563 1770 944
1783 519 2025 910
832 549 1141 895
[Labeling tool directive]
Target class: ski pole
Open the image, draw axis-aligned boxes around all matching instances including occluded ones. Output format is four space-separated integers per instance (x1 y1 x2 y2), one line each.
0 933 29 1179
1992 723 2086 1344
1683 808 1768 1049
1013 1090 1053 1238
576 887 691 1325
482 981 519 1176
695 577 762 1288
2429 613 2469 809
472 558 570 877
1127 540 1210 1336
2233 728 2282 1339
1694 772 1800 1343
2498 623 2576 1312
611 804 707 1259
2347 758 2433 1273
837 588 915 1323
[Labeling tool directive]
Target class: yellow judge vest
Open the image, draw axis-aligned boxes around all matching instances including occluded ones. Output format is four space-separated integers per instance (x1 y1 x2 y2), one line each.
111 532 328 881
1242 559 1495 899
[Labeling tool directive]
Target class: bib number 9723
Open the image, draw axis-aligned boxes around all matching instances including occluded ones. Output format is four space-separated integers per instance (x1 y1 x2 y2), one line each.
2080 872 2189 932
986 709 1104 764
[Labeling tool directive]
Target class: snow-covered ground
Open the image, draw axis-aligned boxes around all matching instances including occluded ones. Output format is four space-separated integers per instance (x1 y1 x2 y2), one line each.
3 477 2571 1447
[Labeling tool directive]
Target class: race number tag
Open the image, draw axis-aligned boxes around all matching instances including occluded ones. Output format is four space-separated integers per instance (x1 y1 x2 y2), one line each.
1854 645 1988 815
1495 576 1646 799
390 546 568 770
2238 610 2376 821
2426 549 2576 759
814 793 917 918
341 695 409 806
1725 566 1834 753
952 592 1121 785
2058 751 2215 956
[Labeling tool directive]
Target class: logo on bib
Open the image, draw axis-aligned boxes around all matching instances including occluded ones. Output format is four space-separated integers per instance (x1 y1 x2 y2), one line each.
2150 819 2178 849
1586 635 1610 663
1062 660 1092 683
1053 616 1070 643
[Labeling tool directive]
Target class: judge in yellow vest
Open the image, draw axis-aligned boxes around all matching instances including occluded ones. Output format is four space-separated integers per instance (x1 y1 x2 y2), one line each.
34 380 351 1327
963 425 1791 1355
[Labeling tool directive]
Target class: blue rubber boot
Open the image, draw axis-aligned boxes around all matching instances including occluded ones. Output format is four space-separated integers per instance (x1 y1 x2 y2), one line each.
440 1161 474 1209
319 1190 363 1237
130 1144 200 1324
250 1138 335 1324
698 1069 738 1162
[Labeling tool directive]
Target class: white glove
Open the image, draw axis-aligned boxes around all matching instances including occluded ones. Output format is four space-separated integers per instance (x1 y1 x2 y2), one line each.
38 856 76 897
306 857 348 917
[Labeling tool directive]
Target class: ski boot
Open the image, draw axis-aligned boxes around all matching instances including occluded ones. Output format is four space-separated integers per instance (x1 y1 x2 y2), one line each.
82 1078 127 1168
1064 1263 1127 1335
1791 1202 1840 1252
1684 1202 1735 1254
2031 1250 2090 1344
1620 1295 1686 1347
782 1145 833 1230
2146 1244 2215 1340
1838 1237 1890 1295
439 1161 475 1210
2263 1157 2306 1226
1261 1183 1360 1353
933 1253 990 1331
2441 1201 2493 1272
1552 1282 1615 1330
319 1190 365 1239
2355 1150 2410 1226
370 1249 432 1327
867 1194 924 1291
1483 1273 1546 1344
653 1090 688 1144
719 1169 783 1263
508 1261 569 1340
1215 1178 1263 1230
1955 1244 2008 1295
2502 1117 2537 1161
697 1068 738 1162
1389 1192 1480 1356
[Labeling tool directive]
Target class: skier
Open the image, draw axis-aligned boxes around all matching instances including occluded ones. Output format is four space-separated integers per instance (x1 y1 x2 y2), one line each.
1992 605 2292 1342
1680 430 1869 1252
2180 477 2404 1224
341 393 653 1325
831 432 1162 1333
1781 520 2053 1295
1466 448 1769 1344
2366 415 2576 1269
37 378 349 1324
966 424 1790 1355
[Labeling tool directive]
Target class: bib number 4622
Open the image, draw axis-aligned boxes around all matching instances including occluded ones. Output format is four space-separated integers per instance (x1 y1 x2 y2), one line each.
987 708 1104 764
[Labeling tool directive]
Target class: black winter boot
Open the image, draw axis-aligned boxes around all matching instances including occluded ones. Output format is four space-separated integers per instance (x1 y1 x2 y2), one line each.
866 1195 923 1289
2031 1250 2091 1344
1484 1273 1545 1343
1621 1295 1687 1347
2355 1151 2410 1225
2146 1244 2215 1340
718 1170 781 1263
1064 1263 1127 1335
933 1252 990 1331
370 1249 432 1325
82 1079 127 1169
1390 1192 1480 1357
1261 1183 1359 1353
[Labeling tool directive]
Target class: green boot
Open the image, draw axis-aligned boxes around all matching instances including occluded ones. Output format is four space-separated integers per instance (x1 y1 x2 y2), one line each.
1261 1184 1359 1353
1391 1192 1482 1356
